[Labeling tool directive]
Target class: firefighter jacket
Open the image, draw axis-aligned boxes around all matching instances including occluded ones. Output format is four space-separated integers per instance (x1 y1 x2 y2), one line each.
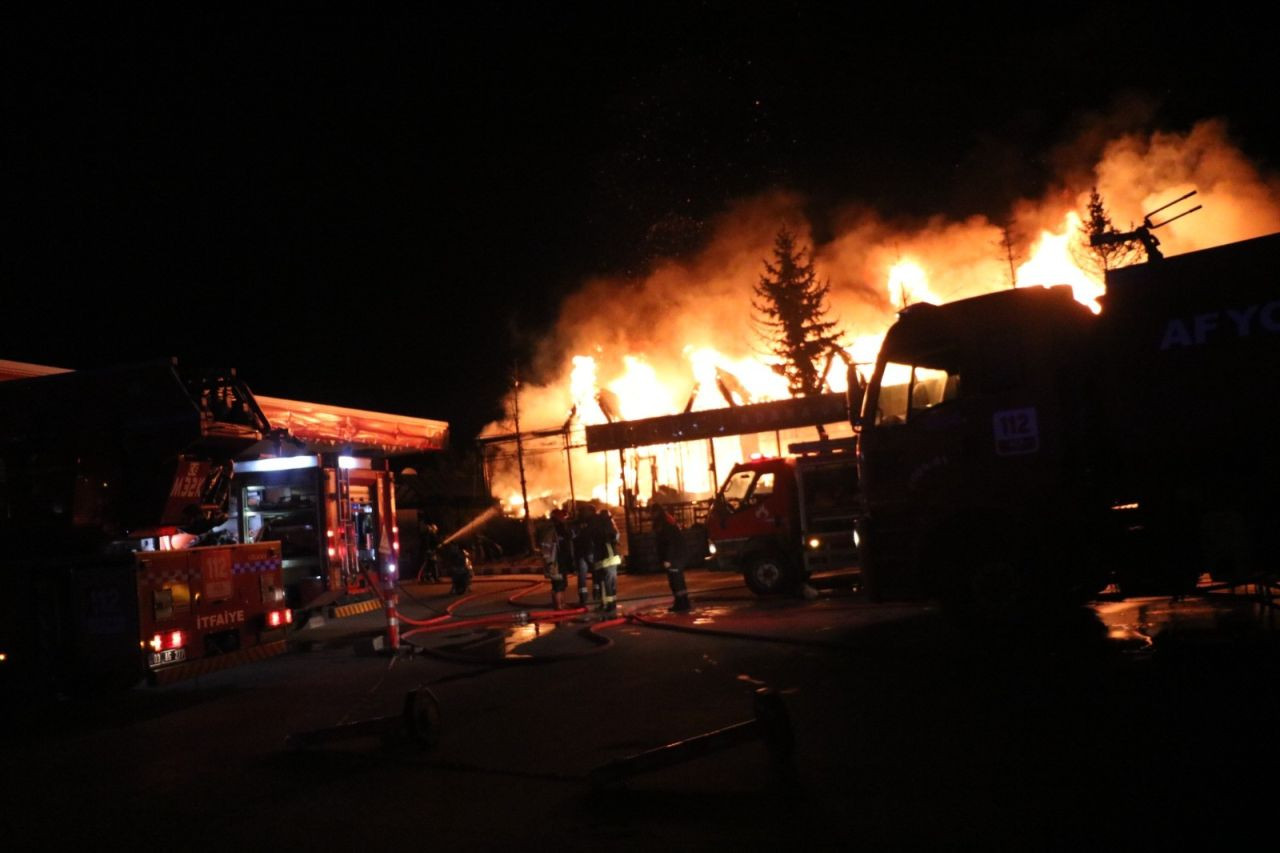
590 510 622 570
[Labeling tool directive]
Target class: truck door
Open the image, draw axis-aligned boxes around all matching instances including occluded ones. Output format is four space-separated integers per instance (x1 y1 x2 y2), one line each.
858 353 967 595
711 463 791 543
861 358 965 511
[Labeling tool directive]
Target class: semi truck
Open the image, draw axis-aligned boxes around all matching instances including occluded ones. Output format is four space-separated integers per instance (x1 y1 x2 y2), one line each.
851 232 1280 613
0 360 293 690
706 437 860 595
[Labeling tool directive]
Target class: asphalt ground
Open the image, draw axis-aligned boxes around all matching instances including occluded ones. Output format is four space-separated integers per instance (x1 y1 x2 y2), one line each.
4 568 1279 850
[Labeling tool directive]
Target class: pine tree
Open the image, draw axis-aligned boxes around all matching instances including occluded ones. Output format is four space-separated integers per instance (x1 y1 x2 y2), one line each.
1075 187 1141 277
751 229 843 397
997 221 1022 289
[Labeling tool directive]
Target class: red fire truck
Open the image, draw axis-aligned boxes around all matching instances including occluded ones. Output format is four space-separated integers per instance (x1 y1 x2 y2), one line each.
705 437 860 594
0 360 293 690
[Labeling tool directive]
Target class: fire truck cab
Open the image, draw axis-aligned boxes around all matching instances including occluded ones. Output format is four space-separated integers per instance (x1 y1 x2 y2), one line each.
706 437 860 595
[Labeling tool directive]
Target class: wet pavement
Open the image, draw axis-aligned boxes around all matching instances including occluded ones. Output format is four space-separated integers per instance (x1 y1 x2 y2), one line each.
4 567 1279 849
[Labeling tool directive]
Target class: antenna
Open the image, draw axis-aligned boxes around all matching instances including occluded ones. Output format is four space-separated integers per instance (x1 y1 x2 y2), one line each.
1089 189 1202 262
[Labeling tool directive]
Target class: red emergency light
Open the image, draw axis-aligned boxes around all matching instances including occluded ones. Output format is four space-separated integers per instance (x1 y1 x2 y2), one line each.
149 631 186 652
267 609 293 628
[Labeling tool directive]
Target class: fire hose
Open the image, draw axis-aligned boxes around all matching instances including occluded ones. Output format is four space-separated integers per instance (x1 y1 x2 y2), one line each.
396 574 627 664
394 576 547 627
404 610 616 666
393 573 860 661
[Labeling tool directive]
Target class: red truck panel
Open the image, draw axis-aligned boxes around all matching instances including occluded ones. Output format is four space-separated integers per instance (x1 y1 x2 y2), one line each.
136 542 287 678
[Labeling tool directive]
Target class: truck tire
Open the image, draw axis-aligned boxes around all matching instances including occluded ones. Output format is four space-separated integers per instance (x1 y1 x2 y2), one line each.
964 550 1023 620
743 553 795 596
951 531 1084 622
938 525 1032 621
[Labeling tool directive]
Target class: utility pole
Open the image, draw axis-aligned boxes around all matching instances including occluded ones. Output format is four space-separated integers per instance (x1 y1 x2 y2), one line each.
564 427 576 510
512 364 534 551
999 222 1020 289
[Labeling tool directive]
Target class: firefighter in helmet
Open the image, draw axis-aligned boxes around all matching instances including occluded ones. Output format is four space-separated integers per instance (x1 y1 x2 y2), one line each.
589 505 622 614
417 519 441 583
570 504 594 607
543 509 572 610
443 540 472 595
653 505 691 612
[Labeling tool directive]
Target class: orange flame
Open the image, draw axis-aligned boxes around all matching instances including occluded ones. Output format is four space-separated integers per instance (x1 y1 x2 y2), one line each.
1016 212 1105 313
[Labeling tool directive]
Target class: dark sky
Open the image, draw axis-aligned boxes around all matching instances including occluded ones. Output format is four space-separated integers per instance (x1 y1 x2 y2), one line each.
7 7 1279 441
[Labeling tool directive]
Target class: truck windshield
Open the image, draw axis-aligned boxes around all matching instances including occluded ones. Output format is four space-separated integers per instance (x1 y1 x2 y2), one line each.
720 470 755 510
720 469 775 511
875 361 961 426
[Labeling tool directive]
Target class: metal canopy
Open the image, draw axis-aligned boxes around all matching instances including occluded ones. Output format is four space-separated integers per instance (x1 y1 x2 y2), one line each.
254 395 449 455
584 393 849 453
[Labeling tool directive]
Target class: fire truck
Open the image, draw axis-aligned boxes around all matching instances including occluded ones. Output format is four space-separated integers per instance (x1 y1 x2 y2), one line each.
705 437 860 595
852 232 1280 612
0 360 293 690
229 453 399 609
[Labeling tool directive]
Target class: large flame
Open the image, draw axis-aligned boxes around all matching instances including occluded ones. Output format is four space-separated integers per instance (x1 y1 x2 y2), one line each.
887 260 944 309
484 120 1280 515
1015 212 1105 313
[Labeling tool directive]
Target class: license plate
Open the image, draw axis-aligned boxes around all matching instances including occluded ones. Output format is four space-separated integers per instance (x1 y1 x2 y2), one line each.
148 647 187 668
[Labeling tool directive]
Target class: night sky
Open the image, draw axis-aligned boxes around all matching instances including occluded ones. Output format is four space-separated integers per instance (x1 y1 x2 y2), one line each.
7 8 1279 441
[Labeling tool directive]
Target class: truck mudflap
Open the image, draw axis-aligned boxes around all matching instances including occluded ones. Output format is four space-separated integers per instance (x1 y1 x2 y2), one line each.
147 635 289 686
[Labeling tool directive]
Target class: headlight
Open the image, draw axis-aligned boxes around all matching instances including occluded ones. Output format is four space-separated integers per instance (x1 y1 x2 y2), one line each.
707 542 717 555
808 538 821 549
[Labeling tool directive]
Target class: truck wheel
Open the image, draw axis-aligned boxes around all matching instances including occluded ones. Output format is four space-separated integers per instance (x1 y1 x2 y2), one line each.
965 552 1023 620
744 553 794 596
954 534 1078 622
941 529 1030 621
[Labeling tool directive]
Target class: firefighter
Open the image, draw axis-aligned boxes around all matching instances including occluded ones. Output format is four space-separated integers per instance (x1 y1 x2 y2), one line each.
553 508 577 609
539 517 567 610
570 505 594 607
653 505 691 612
416 519 441 583
589 505 622 614
443 541 472 595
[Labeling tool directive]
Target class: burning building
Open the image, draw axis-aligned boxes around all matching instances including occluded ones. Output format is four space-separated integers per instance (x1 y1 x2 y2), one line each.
479 119 1280 531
